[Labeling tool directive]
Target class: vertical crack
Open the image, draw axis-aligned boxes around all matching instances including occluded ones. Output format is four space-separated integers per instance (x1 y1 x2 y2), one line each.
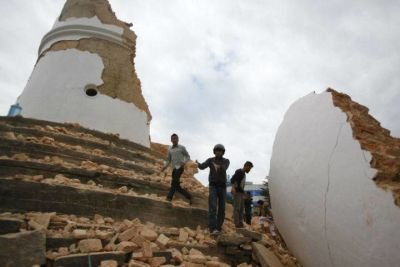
325 123 344 267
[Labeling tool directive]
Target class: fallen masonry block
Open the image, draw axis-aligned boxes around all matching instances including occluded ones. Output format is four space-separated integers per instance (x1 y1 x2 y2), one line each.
140 228 158 241
54 251 126 267
235 228 262 241
31 212 55 229
129 260 151 267
0 230 46 267
117 241 139 252
119 227 138 242
252 242 284 267
100 260 118 267
149 256 166 266
142 240 153 257
153 251 173 263
178 228 189 242
217 233 251 246
78 238 103 253
0 217 24 234
156 233 170 248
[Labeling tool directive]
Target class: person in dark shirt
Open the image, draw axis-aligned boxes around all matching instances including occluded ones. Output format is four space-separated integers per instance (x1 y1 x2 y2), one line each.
230 161 254 228
196 144 230 235
244 191 253 225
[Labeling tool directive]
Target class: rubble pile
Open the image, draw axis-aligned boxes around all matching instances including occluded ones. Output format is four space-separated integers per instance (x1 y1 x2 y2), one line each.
0 120 205 194
0 116 299 266
0 210 301 266
0 211 265 267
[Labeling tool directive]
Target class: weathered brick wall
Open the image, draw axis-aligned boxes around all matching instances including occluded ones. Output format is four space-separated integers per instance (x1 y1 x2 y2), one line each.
328 88 400 206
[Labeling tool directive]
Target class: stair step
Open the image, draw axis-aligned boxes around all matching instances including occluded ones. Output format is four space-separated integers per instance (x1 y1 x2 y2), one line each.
0 179 208 228
0 138 155 175
0 159 207 208
0 123 160 164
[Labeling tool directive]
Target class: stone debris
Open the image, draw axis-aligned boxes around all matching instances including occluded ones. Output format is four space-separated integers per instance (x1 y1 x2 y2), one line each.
0 230 46 267
117 241 138 252
156 234 170 248
0 210 252 266
140 228 158 241
78 238 103 253
0 117 300 266
178 228 189 243
100 260 118 267
2 139 207 198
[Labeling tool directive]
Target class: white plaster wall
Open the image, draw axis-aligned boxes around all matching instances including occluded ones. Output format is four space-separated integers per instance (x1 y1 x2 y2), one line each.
18 49 150 147
269 91 400 267
39 17 125 54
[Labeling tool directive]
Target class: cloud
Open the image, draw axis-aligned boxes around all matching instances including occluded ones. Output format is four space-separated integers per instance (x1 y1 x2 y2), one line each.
1 0 399 185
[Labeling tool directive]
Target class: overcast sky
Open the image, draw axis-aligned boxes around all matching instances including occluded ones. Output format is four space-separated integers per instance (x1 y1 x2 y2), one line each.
0 0 399 185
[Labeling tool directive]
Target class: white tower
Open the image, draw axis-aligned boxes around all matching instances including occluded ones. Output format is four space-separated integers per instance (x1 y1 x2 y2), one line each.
17 0 152 147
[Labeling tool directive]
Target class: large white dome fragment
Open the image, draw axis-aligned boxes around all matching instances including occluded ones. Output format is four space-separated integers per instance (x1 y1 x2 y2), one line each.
269 89 400 267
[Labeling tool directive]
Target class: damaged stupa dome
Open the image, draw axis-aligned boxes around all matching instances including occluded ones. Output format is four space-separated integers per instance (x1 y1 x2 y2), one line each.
17 0 152 147
269 89 400 267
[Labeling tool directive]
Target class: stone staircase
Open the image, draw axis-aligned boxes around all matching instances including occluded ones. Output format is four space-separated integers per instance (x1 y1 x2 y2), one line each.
0 116 300 267
0 116 208 228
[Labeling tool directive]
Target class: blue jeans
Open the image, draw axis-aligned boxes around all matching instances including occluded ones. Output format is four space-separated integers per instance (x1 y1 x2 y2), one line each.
208 185 226 232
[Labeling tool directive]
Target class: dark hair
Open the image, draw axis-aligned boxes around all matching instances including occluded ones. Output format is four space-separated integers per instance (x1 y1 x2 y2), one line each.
244 161 254 167
171 133 178 138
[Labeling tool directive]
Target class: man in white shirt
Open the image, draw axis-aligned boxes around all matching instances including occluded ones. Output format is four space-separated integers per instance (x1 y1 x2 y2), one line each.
161 133 193 204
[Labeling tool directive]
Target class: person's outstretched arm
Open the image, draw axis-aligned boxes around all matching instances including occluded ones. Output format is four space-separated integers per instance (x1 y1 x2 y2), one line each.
196 158 210 170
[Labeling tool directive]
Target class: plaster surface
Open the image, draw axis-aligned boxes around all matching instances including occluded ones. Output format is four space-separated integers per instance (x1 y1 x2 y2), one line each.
18 49 150 147
269 91 400 267
40 16 124 54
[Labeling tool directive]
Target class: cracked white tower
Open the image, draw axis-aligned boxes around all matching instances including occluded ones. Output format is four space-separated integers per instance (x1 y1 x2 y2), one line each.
269 89 400 267
17 0 152 147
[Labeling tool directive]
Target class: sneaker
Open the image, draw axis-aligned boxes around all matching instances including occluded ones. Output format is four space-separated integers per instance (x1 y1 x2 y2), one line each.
211 230 220 236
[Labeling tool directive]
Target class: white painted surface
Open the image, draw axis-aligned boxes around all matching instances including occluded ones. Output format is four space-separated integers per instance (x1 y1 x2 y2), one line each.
18 49 150 147
39 16 126 54
269 91 400 267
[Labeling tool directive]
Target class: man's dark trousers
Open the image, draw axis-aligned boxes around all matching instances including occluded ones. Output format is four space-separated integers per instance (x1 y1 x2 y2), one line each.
167 167 192 201
208 185 226 232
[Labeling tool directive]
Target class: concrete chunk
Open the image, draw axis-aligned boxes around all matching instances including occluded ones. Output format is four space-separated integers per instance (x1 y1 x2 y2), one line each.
252 242 284 267
54 251 125 267
0 230 46 267
78 238 103 253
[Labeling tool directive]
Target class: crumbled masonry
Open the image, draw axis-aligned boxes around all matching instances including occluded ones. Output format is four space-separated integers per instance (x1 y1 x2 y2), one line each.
327 88 400 207
0 116 300 266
